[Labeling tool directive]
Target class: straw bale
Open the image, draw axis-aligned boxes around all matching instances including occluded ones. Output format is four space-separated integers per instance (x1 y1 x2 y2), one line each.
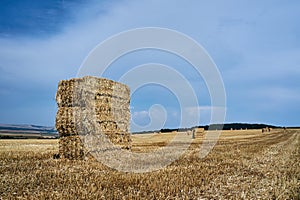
56 107 95 135
101 131 131 149
81 133 131 153
59 135 87 159
94 105 130 120
56 76 130 116
97 121 129 133
190 128 205 139
56 76 131 159
194 128 204 134
56 76 130 107
56 107 129 136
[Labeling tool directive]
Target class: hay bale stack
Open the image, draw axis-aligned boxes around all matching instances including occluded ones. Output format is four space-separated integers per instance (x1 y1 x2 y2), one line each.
262 127 269 133
56 76 131 159
191 128 205 139
194 128 204 135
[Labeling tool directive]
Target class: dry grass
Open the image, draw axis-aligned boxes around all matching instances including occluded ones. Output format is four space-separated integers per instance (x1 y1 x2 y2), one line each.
131 132 176 152
0 129 299 199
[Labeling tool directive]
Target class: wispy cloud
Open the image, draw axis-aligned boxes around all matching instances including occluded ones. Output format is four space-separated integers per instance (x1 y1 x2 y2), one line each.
131 104 167 132
0 0 299 127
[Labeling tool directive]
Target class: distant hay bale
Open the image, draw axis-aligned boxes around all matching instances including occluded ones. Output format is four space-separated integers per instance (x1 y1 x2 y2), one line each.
191 128 204 138
194 128 204 134
55 76 131 159
262 127 270 133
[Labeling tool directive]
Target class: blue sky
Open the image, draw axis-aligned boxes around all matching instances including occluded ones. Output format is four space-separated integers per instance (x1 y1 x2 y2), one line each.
0 0 299 131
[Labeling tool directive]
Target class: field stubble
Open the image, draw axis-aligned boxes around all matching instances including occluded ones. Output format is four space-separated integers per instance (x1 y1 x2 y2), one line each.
0 129 299 199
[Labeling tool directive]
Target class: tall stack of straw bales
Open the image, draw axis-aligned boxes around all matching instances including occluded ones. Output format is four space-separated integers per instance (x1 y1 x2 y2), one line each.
55 76 131 159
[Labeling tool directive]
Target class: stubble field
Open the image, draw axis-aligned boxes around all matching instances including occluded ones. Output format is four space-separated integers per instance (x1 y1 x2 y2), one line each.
0 129 299 199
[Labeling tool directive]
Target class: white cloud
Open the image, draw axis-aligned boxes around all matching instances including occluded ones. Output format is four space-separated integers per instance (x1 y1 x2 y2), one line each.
184 106 227 126
0 0 299 126
131 104 167 132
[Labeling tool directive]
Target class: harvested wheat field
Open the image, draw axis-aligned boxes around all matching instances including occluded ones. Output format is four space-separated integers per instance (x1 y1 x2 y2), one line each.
0 129 299 199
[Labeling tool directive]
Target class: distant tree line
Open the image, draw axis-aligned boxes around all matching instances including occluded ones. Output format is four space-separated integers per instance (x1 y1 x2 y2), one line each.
133 123 283 134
